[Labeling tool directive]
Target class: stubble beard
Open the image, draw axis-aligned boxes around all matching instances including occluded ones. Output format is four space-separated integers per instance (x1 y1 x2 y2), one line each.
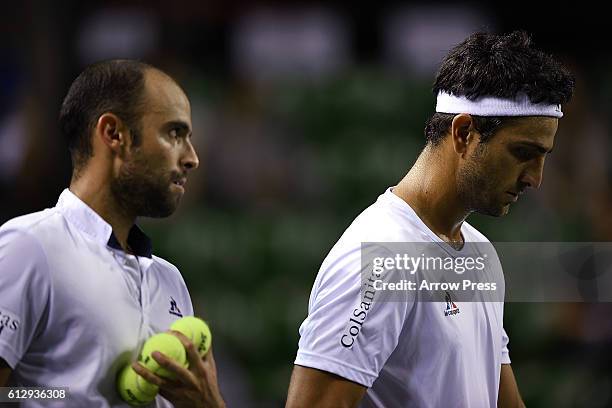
110 151 181 219
457 149 506 217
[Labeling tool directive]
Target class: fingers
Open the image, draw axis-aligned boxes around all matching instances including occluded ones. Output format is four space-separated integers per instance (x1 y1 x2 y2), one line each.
131 362 173 388
201 345 216 368
133 341 226 408
131 331 207 393
169 330 203 370
151 351 197 385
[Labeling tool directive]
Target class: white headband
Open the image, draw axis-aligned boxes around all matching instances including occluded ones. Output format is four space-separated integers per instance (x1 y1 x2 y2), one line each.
435 91 563 118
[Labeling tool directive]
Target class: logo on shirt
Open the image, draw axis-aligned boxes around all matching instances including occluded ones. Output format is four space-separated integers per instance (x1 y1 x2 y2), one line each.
444 291 460 317
0 309 20 336
169 297 183 317
340 273 378 348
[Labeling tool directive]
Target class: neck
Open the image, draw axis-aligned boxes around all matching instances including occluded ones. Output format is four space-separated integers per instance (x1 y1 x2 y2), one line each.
69 172 135 252
393 144 470 243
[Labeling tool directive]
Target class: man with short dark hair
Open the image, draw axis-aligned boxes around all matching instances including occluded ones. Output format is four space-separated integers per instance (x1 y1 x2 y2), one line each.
286 31 574 407
0 60 225 407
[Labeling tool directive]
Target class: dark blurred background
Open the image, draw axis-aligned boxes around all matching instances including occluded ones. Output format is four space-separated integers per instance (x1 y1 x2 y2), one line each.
2 1 612 407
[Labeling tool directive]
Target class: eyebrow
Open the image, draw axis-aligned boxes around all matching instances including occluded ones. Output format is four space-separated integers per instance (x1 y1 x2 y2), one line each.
512 141 553 154
165 120 192 136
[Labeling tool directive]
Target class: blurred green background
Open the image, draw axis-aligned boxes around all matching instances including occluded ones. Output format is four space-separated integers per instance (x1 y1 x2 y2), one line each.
1 2 612 407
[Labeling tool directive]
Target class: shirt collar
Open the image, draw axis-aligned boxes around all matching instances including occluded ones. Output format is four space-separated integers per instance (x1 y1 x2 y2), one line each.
56 189 153 258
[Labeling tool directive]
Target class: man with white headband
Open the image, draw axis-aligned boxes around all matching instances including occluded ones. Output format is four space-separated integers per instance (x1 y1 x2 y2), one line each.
287 31 574 407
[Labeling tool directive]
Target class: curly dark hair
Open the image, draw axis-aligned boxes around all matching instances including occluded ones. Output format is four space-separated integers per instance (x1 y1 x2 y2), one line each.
425 31 575 146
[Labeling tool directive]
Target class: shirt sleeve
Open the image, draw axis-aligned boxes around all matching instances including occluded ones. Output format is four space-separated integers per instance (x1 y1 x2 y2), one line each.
501 327 511 364
295 244 413 387
0 229 51 368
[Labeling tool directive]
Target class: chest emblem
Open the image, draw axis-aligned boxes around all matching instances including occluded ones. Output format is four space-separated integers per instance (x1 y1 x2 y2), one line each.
169 297 183 317
444 291 460 317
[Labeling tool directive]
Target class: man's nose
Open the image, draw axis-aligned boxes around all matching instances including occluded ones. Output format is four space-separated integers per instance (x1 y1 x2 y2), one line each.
520 158 545 189
181 139 199 171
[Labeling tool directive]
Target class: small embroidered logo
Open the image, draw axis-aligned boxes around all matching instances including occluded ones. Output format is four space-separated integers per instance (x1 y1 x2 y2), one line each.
444 291 460 317
169 297 183 317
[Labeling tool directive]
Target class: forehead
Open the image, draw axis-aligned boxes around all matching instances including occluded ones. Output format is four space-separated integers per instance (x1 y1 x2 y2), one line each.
141 69 191 125
495 117 558 146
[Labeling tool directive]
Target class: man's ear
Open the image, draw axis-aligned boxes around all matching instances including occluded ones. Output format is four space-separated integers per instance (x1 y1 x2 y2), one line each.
94 113 127 154
450 114 477 156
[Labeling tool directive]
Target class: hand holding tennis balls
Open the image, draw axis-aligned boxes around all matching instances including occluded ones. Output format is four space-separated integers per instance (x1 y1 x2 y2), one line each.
117 332 187 405
117 317 213 406
140 332 189 379
170 316 212 358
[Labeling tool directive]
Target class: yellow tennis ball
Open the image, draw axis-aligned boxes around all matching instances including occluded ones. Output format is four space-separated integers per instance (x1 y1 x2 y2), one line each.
117 365 158 406
139 332 188 379
170 316 212 357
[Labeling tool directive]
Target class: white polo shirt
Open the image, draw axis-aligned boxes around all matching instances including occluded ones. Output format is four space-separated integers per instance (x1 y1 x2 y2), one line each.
295 188 510 407
0 189 194 407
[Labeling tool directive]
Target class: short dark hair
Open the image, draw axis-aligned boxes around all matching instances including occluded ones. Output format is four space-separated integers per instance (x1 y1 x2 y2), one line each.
59 59 152 173
425 31 575 146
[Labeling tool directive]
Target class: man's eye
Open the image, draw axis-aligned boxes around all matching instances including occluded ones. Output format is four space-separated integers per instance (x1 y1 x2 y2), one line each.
513 147 534 161
169 129 179 139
